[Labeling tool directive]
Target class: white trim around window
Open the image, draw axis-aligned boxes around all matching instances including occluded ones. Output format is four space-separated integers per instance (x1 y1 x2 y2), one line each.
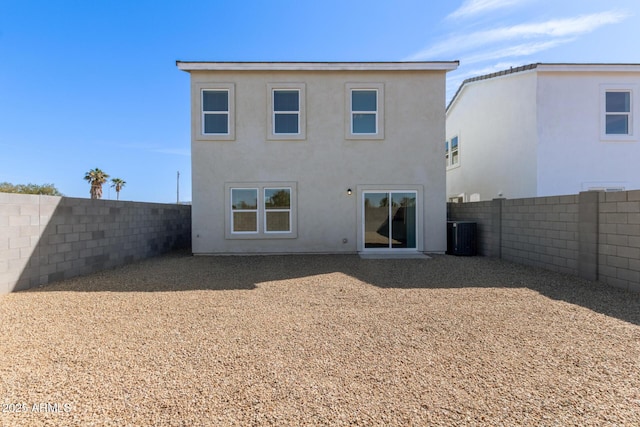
267 83 306 140
600 84 637 142
345 83 384 140
194 82 235 141
225 182 297 239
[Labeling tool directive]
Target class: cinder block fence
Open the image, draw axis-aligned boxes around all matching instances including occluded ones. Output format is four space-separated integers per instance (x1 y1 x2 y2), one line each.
448 190 640 292
1 193 191 294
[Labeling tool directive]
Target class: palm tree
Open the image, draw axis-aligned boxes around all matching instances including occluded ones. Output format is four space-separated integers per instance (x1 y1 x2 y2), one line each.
111 178 126 200
84 168 110 199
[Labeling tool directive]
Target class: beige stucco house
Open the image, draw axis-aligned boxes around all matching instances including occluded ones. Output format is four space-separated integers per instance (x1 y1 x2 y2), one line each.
177 61 458 255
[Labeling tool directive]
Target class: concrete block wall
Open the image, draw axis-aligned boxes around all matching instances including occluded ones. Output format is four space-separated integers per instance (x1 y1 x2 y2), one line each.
501 195 579 276
449 190 640 292
1 193 191 294
598 190 640 292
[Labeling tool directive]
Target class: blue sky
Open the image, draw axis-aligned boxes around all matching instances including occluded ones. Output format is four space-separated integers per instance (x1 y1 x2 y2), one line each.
1 0 638 203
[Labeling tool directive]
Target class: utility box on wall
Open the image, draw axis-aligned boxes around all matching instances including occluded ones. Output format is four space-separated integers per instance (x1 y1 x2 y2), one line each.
447 221 477 256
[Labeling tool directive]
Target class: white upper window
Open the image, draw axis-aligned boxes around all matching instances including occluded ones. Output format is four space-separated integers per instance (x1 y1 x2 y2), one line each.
605 91 631 135
195 83 235 141
601 84 637 142
202 90 229 135
273 90 299 134
268 83 306 140
346 83 384 140
352 90 377 134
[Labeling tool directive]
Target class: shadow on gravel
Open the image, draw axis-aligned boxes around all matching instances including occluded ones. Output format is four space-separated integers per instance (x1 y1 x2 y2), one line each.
25 250 640 326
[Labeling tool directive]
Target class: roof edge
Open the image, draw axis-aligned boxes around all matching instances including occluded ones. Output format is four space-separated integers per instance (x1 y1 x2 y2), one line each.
446 63 539 112
536 63 640 73
446 62 640 113
176 61 460 72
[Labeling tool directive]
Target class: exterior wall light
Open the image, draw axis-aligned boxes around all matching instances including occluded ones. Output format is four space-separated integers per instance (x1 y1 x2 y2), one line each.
347 188 352 195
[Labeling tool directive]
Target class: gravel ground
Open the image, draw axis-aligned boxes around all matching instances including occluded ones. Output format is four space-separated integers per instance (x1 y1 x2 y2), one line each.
1 252 639 426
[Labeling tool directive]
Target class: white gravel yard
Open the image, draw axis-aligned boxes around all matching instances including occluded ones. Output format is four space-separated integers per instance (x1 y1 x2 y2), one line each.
1 252 639 426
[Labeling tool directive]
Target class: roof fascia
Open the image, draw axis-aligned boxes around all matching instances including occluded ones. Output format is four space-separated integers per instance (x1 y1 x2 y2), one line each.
536 63 640 73
176 61 459 72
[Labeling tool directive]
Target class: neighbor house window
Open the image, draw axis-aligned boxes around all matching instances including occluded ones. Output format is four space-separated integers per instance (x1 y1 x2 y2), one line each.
601 84 636 142
346 83 384 139
605 91 631 135
196 83 235 141
226 182 297 239
445 136 459 168
451 136 459 165
268 83 306 140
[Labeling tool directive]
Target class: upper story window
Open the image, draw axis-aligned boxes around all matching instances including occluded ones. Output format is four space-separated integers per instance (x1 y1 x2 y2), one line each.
346 83 384 140
268 83 306 140
601 84 637 142
446 136 459 168
203 90 229 134
274 90 299 133
605 91 631 135
195 83 235 141
352 90 377 133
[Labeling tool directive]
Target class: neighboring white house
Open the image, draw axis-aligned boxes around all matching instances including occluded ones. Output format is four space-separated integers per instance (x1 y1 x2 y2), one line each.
446 63 640 202
177 61 458 255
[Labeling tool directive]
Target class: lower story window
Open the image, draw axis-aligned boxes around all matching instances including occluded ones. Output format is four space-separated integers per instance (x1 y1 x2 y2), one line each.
226 182 297 239
264 188 291 232
231 188 258 233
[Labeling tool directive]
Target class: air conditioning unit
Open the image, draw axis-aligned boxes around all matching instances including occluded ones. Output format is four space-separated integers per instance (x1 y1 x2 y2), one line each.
447 221 477 256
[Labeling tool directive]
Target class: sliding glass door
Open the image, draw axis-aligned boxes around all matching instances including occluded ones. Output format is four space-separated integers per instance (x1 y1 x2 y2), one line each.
363 191 417 250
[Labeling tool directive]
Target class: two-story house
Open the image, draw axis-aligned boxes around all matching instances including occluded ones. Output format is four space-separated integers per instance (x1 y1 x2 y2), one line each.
446 63 640 202
177 61 458 255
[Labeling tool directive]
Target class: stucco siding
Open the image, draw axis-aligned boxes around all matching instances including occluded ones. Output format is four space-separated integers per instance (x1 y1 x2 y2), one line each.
536 71 640 196
446 71 538 201
189 69 448 254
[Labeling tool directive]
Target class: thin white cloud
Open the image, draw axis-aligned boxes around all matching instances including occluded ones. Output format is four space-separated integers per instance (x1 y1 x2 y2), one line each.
463 38 575 64
407 10 631 60
448 0 531 20
496 10 629 38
